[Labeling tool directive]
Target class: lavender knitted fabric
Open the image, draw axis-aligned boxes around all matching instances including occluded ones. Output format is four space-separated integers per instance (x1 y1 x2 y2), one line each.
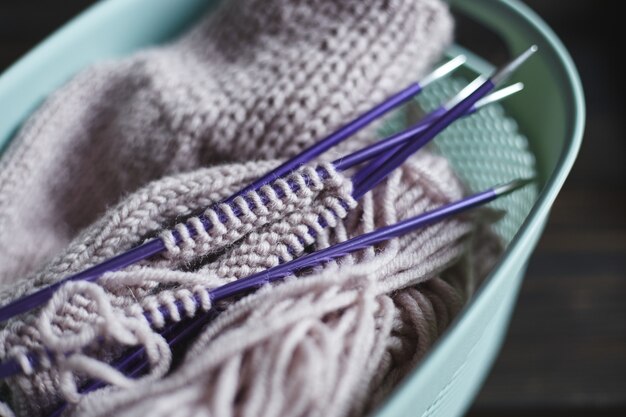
0 0 502 416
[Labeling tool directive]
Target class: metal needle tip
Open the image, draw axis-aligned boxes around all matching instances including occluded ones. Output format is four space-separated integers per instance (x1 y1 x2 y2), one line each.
420 55 467 87
474 82 524 109
493 178 535 196
491 45 538 85
444 75 488 109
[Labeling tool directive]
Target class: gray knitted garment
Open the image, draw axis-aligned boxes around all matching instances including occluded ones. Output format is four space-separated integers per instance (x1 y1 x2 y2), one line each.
0 0 501 416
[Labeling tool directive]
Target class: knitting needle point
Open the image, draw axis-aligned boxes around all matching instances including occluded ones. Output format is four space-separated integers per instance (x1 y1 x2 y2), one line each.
350 46 538 198
493 177 535 196
419 54 467 87
474 82 524 109
442 75 488 109
491 45 538 85
331 81 525 172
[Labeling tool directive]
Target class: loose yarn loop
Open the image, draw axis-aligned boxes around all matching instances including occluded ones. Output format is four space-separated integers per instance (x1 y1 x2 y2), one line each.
36 281 172 403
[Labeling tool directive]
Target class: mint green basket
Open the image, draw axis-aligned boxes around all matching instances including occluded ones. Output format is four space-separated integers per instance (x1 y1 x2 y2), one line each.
0 0 584 416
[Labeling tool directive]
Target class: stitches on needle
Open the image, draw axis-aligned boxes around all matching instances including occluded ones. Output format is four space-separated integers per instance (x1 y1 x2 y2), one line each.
159 163 348 261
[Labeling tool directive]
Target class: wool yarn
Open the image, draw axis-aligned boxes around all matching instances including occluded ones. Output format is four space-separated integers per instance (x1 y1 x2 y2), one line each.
0 0 504 416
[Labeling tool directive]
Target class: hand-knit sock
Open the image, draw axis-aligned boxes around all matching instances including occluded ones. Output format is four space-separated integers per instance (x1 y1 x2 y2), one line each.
0 0 453 284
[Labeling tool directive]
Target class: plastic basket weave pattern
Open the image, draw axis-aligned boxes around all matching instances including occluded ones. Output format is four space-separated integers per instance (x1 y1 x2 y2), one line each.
417 76 538 242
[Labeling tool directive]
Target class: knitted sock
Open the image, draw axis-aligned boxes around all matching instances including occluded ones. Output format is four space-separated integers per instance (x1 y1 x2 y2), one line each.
0 0 453 284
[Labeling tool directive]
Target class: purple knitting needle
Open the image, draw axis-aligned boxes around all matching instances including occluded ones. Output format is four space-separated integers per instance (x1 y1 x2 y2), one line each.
0 80 524 327
45 177 534 404
0 56 466 325
352 46 538 199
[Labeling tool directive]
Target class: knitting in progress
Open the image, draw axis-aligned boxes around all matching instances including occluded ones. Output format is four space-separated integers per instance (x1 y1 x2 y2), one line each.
0 0 531 416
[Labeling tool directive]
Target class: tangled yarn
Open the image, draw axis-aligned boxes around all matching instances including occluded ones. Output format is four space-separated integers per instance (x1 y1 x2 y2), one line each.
0 153 501 417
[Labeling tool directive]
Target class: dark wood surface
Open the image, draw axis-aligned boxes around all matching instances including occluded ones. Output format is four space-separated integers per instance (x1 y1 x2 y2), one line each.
468 2 626 416
1 1 624 416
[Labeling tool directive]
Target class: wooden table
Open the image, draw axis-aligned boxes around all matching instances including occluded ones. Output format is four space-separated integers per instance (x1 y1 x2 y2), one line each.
1 1 624 416
469 2 626 415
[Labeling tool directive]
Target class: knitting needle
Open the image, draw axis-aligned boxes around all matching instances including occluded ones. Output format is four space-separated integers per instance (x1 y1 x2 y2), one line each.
43 177 536 406
0 56 466 325
194 178 534 303
0 80 524 326
351 45 538 199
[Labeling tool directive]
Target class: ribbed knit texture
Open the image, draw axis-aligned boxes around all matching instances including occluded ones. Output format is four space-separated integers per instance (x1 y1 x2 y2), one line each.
0 1 503 416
